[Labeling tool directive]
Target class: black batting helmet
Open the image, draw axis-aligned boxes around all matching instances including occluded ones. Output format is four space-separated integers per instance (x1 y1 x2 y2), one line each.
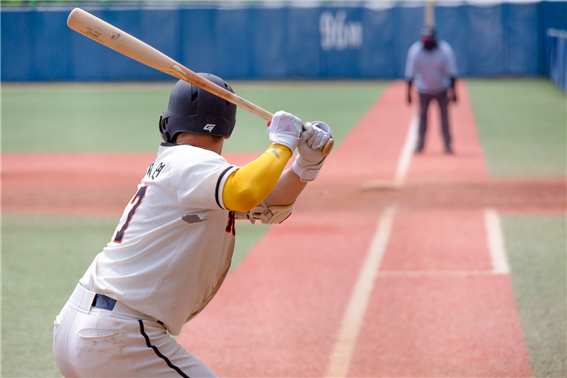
159 73 237 143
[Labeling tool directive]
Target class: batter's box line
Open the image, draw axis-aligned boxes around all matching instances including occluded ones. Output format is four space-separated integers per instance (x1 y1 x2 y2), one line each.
323 207 510 378
375 208 511 277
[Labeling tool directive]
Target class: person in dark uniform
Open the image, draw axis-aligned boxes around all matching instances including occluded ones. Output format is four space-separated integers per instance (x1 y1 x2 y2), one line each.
405 26 458 154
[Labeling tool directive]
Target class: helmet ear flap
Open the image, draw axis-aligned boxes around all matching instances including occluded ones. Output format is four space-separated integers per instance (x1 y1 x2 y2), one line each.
159 115 171 142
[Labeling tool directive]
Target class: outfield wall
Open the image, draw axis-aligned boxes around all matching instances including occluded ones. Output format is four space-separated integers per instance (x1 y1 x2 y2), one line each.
1 1 566 82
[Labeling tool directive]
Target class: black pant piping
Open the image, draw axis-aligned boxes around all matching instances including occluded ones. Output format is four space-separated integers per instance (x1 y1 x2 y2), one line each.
138 320 190 378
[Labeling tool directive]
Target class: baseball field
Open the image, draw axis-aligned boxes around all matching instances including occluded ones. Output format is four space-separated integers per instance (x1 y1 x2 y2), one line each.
2 78 565 377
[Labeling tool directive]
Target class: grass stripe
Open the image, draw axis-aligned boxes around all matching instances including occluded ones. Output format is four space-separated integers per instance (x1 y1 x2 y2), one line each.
2 214 117 377
1 82 385 153
503 215 567 377
468 79 566 178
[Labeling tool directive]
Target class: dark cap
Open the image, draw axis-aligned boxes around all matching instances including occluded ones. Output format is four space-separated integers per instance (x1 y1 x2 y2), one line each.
420 26 436 38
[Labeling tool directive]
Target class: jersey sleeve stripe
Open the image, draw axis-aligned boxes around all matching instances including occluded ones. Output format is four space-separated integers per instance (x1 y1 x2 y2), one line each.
215 165 238 210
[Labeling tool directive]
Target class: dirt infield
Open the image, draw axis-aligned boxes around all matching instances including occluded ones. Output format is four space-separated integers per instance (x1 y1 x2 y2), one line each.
2 152 260 216
2 156 563 216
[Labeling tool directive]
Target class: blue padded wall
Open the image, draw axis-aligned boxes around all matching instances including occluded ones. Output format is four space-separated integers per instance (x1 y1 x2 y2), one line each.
1 2 562 81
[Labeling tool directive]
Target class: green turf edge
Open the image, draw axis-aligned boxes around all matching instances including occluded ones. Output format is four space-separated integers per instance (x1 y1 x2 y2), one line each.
467 78 567 178
232 222 271 273
1 213 270 377
502 215 567 377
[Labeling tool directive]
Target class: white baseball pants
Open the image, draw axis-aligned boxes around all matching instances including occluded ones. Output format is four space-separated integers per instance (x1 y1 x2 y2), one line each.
53 284 216 377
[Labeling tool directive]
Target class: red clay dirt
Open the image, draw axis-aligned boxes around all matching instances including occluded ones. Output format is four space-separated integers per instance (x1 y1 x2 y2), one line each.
2 80 565 376
2 152 261 216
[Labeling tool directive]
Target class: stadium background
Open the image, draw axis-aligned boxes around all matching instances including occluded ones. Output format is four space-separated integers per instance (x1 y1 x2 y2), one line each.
2 0 567 86
1 0 566 377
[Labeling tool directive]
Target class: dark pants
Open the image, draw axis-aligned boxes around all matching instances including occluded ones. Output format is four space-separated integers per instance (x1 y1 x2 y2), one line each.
417 91 451 152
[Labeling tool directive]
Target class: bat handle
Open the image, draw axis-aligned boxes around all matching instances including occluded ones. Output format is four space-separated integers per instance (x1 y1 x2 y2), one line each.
322 138 334 155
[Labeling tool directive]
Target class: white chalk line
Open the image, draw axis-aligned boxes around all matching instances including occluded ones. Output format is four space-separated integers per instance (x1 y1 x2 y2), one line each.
375 209 510 277
328 164 509 376
324 206 396 378
360 114 417 190
394 114 418 187
323 208 510 376
484 208 511 274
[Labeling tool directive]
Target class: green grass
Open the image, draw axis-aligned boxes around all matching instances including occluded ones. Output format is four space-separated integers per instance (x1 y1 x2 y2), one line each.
2 214 117 377
232 221 271 272
1 84 170 152
1 81 385 153
502 215 567 377
468 79 566 178
0 213 271 377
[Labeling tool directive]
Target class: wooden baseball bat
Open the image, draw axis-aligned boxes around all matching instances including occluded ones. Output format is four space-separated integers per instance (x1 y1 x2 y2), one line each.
67 8 334 154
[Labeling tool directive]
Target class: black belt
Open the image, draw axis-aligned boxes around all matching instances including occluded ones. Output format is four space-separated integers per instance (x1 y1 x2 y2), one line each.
92 294 116 311
90 294 166 328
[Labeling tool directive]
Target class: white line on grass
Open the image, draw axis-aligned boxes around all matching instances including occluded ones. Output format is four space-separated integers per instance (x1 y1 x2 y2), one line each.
484 208 511 274
324 207 396 378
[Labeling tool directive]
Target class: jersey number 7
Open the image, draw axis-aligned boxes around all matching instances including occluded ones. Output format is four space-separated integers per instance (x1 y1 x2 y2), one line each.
113 186 148 243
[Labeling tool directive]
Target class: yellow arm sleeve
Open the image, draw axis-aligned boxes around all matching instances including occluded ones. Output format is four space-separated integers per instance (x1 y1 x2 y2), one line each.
223 144 292 212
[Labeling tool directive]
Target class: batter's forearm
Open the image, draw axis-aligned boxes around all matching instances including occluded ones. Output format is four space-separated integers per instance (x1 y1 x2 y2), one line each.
223 144 292 212
264 168 308 208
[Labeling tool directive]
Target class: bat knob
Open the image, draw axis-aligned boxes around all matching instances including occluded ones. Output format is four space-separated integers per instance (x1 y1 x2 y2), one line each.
322 138 334 155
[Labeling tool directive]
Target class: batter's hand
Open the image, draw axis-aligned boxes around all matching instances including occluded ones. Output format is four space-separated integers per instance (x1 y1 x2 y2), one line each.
267 111 304 151
292 121 333 182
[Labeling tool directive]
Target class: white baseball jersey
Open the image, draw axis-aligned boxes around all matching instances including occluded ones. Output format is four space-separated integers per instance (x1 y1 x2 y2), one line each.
405 40 457 95
80 143 239 336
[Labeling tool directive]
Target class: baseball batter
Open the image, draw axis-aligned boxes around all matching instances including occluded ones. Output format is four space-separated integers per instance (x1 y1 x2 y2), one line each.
52 73 333 377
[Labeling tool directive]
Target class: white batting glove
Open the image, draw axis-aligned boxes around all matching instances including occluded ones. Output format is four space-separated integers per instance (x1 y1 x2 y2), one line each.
292 121 333 182
266 111 304 151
